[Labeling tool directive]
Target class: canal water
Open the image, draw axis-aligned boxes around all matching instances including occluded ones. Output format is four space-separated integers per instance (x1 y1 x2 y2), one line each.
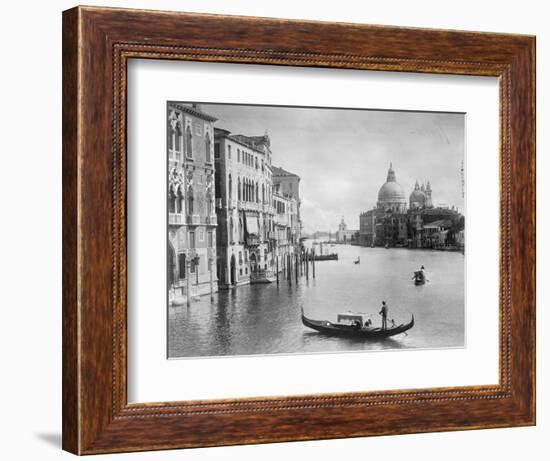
168 244 465 358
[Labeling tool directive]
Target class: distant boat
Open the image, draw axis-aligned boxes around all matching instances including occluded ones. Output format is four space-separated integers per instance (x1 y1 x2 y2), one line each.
384 243 389 249
313 253 338 261
413 270 426 285
301 307 414 339
354 257 360 264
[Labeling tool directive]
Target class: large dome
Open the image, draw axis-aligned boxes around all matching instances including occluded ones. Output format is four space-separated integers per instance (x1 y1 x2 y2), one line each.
378 181 406 203
377 163 407 210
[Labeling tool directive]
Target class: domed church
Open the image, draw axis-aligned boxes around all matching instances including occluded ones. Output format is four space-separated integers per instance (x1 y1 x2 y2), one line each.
377 163 407 212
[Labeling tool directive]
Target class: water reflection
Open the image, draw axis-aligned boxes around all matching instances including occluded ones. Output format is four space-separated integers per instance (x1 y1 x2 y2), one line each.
168 245 464 358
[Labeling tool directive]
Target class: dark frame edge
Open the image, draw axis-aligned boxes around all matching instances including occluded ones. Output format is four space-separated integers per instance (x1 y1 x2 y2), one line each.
62 6 80 455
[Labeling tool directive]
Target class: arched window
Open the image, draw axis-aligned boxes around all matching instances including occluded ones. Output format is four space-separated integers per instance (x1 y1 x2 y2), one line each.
262 184 265 204
205 132 211 163
206 194 212 216
178 187 185 214
185 125 193 158
229 217 234 243
237 177 241 201
168 189 176 213
239 217 243 241
228 174 232 202
169 122 182 160
187 186 194 215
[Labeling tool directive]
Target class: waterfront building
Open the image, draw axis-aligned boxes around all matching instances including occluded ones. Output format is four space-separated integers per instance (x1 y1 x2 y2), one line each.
167 103 218 303
272 187 298 268
359 163 464 249
272 166 302 242
335 216 359 243
214 128 275 288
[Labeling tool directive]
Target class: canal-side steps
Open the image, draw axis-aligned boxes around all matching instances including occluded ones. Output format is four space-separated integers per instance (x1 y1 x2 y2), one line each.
169 285 212 306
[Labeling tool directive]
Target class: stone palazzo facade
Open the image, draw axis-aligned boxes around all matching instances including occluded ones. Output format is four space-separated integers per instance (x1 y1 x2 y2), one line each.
167 103 218 303
359 164 464 249
168 104 302 302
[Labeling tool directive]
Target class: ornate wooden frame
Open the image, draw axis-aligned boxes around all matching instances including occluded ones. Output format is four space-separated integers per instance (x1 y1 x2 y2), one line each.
62 6 535 455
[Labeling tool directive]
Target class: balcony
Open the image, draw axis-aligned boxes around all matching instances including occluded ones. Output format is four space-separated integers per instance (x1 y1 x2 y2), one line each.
169 213 185 225
245 235 260 247
206 215 217 226
187 214 201 225
238 201 260 212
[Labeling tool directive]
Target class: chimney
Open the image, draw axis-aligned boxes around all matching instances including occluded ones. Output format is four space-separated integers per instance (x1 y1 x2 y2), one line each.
192 103 202 112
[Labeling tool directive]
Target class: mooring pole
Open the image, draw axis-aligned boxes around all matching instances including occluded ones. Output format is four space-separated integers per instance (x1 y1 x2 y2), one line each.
276 255 279 284
209 258 214 302
295 252 299 283
305 249 309 280
288 253 292 286
312 249 316 279
186 260 191 307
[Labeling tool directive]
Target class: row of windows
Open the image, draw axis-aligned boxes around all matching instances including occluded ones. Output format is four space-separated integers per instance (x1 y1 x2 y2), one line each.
169 125 212 163
275 200 286 214
226 175 272 204
214 142 269 175
177 230 214 250
169 188 214 216
236 248 270 264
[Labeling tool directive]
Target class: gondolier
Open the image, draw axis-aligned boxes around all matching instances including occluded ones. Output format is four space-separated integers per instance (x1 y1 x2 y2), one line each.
379 301 388 330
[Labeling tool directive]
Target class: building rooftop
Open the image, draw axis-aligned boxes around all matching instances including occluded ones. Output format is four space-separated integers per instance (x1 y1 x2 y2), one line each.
168 102 218 122
272 166 300 179
423 219 453 229
214 128 268 154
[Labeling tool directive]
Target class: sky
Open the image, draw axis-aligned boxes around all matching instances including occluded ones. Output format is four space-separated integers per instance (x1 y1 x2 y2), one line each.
199 103 464 234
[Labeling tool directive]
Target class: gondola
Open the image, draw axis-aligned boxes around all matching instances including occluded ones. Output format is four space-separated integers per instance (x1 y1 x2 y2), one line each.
301 307 414 339
413 270 426 285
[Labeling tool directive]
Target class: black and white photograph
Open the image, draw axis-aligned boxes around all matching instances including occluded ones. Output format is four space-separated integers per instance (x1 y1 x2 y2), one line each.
167 102 465 359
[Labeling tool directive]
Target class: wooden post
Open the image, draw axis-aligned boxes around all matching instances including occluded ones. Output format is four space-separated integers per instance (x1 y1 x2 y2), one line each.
305 249 309 280
312 249 316 279
186 260 191 307
276 255 279 284
288 253 292 285
209 258 214 302
295 252 299 283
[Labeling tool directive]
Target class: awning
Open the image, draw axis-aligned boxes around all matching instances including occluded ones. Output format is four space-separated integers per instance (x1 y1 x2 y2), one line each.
245 214 259 235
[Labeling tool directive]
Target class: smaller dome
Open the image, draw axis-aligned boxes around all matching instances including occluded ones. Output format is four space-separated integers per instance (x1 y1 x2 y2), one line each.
409 189 426 208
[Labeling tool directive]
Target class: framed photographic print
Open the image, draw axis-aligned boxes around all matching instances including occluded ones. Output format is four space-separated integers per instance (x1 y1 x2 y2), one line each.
62 6 535 455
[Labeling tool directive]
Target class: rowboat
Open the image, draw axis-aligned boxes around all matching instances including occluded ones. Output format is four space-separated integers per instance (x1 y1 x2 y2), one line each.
301 307 414 339
413 270 426 285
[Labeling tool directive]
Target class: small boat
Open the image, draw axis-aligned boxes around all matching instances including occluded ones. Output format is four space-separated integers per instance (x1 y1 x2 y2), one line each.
413 270 426 285
301 308 414 339
354 257 360 264
384 243 389 249
313 253 338 261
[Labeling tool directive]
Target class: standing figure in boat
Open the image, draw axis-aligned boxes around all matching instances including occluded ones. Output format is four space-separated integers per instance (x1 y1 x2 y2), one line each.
379 301 388 330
